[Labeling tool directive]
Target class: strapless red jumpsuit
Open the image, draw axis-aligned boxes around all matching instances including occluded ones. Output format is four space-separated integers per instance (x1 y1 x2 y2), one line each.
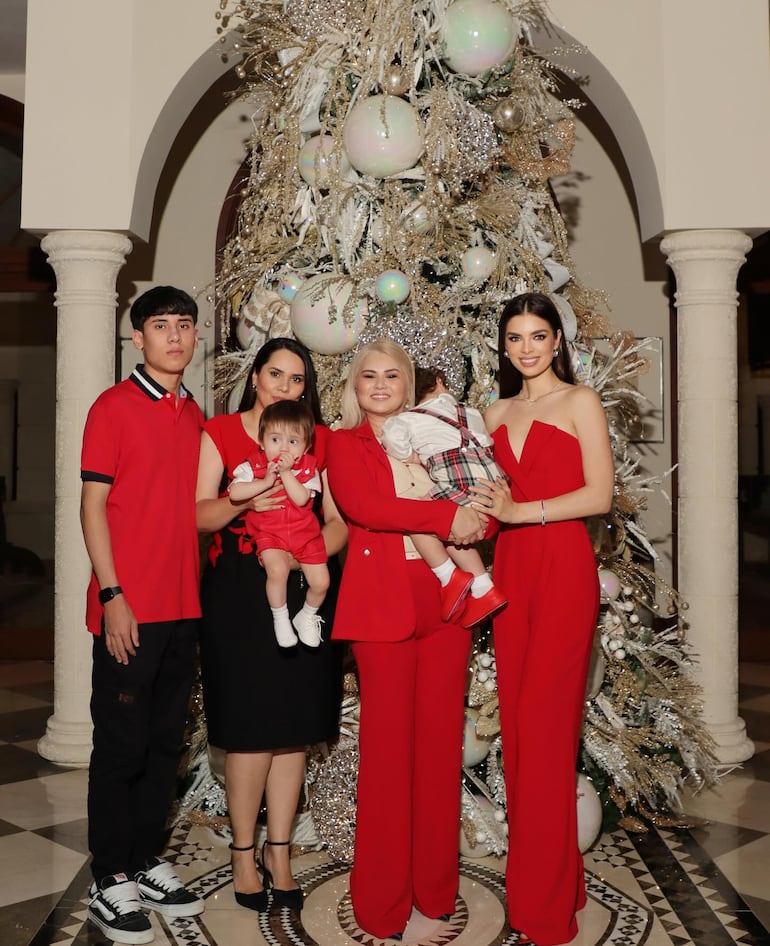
492 421 600 946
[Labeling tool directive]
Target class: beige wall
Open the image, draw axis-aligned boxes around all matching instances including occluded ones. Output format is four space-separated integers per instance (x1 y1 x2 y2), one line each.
553 115 674 585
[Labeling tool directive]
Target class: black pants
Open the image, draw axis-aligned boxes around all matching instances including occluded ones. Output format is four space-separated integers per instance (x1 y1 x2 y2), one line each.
88 619 198 882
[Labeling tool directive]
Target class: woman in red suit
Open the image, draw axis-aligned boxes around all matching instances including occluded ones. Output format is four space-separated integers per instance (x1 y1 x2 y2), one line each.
471 293 614 946
326 338 486 941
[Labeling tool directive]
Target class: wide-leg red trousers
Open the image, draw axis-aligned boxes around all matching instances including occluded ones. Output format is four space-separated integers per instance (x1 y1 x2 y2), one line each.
350 561 471 939
494 520 599 946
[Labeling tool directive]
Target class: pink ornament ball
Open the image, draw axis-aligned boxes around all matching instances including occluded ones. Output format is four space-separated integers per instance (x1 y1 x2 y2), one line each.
290 274 367 355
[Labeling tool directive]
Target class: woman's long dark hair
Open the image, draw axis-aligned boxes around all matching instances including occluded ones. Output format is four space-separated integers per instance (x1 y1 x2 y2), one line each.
236 337 323 424
497 292 575 398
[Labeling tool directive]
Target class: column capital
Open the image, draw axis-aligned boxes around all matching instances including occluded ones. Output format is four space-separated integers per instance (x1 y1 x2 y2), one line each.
662 229 752 308
661 228 752 262
41 228 133 262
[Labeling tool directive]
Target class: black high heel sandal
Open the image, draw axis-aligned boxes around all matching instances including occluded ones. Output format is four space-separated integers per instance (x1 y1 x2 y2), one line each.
229 842 268 912
260 839 304 911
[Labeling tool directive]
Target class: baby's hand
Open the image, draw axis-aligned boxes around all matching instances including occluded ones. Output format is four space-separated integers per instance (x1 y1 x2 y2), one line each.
272 452 295 473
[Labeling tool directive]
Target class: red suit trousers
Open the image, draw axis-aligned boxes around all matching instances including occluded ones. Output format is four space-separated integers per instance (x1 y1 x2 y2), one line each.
350 561 471 939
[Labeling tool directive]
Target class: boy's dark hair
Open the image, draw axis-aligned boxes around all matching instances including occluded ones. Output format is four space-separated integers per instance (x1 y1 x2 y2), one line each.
130 286 198 330
415 366 448 404
258 400 315 449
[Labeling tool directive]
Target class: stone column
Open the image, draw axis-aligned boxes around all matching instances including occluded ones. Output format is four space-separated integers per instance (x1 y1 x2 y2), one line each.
38 230 133 766
661 228 754 765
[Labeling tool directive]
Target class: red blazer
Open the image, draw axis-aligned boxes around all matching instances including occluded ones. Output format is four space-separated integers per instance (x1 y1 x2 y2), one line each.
327 421 458 642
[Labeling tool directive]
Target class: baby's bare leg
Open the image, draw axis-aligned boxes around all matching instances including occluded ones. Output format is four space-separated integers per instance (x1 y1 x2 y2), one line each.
261 549 297 647
300 562 330 608
261 548 292 607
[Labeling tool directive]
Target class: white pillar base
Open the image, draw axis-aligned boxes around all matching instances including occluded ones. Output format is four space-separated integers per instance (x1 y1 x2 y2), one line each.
38 229 132 766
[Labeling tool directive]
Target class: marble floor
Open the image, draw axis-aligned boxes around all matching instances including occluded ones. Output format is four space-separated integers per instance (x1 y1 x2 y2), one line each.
0 658 768 946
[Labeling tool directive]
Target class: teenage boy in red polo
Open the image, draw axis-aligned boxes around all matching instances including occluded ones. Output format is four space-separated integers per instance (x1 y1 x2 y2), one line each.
80 286 205 944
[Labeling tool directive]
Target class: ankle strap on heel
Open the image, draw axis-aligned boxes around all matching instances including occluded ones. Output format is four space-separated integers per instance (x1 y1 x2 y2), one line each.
264 840 290 846
229 842 256 851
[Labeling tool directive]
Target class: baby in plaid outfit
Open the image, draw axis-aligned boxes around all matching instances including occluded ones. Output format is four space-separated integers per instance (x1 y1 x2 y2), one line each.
381 367 507 628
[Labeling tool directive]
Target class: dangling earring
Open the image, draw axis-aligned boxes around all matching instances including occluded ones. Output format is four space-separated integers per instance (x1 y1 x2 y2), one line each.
553 348 559 357
503 351 510 360
251 382 257 391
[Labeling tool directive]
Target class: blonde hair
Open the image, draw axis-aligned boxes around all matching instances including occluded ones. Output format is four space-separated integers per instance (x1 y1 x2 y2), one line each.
340 338 416 429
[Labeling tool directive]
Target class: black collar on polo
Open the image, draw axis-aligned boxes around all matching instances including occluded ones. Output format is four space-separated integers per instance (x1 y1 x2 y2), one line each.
129 364 189 402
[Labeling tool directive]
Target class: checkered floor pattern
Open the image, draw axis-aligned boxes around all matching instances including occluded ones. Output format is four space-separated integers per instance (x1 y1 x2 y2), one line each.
1 659 769 946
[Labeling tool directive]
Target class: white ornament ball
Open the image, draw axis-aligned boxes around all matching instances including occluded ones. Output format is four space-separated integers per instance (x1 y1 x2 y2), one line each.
290 274 367 355
462 708 492 767
598 568 621 601
577 773 603 853
459 795 495 858
235 317 256 350
375 269 411 304
442 0 518 76
278 272 305 303
401 200 433 235
478 652 493 668
227 377 247 414
298 134 349 188
584 637 606 700
461 245 496 280
343 94 425 178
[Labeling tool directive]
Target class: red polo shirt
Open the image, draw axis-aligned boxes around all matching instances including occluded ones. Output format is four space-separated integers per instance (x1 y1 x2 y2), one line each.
80 365 205 634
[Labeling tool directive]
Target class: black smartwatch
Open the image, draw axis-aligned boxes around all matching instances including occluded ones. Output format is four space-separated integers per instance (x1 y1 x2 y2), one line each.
98 585 123 605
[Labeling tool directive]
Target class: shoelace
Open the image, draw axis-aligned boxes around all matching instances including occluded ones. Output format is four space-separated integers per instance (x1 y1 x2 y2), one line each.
103 882 143 914
142 860 182 892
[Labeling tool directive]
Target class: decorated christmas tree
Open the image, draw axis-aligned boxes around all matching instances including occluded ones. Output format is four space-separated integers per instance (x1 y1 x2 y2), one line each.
179 0 717 853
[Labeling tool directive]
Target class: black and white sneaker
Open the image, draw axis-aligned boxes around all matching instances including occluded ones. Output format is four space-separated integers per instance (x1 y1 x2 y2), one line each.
87 873 154 945
135 857 204 917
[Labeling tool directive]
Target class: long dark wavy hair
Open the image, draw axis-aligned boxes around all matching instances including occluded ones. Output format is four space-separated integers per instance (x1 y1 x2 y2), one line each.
236 337 323 424
497 292 575 398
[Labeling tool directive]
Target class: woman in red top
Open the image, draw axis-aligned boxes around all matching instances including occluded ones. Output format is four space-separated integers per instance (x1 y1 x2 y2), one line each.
196 338 346 913
326 338 486 940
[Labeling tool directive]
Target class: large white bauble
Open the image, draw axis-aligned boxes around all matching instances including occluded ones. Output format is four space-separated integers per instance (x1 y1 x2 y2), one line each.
298 135 350 188
343 94 425 178
463 707 492 767
442 0 518 77
290 274 367 355
585 633 607 701
577 773 603 853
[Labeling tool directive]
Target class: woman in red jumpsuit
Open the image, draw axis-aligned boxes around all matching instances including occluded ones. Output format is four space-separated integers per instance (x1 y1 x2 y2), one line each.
471 293 614 946
326 338 486 941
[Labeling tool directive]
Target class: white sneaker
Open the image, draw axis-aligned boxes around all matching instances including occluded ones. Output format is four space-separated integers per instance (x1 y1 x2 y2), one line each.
135 857 204 917
88 873 154 944
274 622 299 647
292 610 324 647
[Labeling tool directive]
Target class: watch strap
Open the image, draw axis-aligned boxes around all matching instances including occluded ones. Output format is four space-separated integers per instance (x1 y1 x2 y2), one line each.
98 585 123 605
